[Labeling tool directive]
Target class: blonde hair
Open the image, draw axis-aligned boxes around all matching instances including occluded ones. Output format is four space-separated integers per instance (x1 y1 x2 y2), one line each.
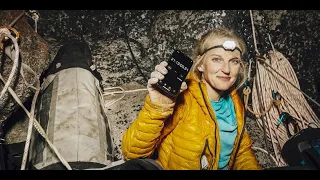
191 27 248 91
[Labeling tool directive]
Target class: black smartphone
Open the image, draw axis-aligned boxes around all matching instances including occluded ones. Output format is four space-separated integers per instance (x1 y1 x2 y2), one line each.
155 49 193 98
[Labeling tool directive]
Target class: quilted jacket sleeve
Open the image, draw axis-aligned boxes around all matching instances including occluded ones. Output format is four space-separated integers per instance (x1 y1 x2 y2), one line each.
233 130 263 170
121 94 176 160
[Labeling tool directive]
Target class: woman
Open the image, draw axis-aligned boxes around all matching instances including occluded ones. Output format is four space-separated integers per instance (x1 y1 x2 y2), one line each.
121 27 262 170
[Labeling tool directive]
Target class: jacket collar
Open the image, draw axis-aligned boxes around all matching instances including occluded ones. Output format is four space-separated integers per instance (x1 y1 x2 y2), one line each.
185 73 244 127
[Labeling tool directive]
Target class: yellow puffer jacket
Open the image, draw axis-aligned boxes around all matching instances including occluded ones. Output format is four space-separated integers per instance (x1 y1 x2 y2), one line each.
122 77 262 170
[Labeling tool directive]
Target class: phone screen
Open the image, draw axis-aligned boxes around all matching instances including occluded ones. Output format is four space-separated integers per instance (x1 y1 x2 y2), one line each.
155 50 193 98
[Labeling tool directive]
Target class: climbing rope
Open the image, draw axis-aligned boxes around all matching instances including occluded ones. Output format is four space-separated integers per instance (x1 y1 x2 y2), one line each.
103 87 147 108
0 32 19 100
20 80 40 170
245 10 320 167
0 74 72 170
0 16 72 170
251 49 320 166
25 10 39 33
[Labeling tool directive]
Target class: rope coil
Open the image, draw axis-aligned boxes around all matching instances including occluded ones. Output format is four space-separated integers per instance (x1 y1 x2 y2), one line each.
247 10 320 167
243 51 320 166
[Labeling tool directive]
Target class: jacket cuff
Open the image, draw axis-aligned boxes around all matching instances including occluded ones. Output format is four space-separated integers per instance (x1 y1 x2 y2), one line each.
144 94 175 114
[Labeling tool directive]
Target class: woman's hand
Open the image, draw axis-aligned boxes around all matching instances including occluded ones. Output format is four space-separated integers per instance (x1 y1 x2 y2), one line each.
147 61 188 104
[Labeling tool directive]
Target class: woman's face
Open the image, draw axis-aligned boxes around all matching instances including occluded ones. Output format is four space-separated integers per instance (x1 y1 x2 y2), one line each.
197 37 242 92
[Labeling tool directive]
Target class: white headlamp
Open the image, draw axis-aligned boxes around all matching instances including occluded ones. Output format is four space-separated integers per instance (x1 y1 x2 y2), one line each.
200 40 242 56
222 40 237 50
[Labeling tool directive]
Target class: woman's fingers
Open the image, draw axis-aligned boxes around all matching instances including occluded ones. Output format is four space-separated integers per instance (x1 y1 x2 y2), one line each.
148 61 168 89
147 77 158 87
150 71 164 80
180 81 187 92
155 62 168 75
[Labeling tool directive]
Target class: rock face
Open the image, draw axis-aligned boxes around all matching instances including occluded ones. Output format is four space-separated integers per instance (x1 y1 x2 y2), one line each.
1 10 319 169
0 10 50 143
